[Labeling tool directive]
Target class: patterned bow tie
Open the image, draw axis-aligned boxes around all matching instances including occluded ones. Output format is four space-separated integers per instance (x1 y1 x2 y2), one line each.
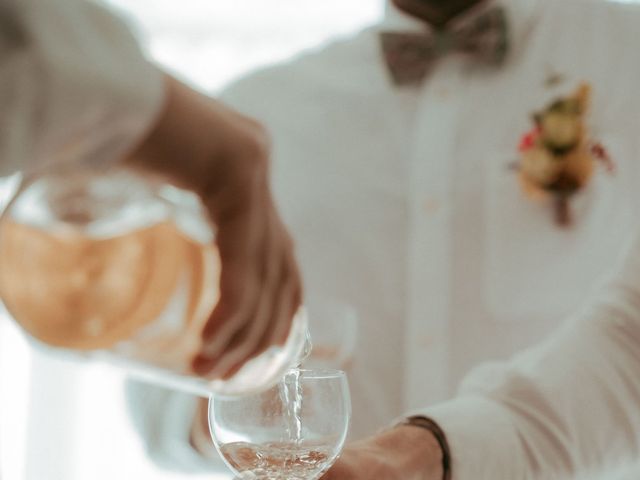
380 6 509 86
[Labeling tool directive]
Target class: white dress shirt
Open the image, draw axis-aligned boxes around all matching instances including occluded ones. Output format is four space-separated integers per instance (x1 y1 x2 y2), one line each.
132 0 640 475
0 0 162 175
222 0 640 431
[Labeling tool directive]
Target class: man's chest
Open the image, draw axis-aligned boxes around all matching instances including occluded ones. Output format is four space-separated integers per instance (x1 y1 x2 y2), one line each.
275 50 640 321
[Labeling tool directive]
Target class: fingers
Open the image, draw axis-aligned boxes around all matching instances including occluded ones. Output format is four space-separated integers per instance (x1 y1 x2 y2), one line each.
212 226 300 379
268 248 303 347
217 265 285 380
191 196 264 375
193 199 302 379
192 247 263 375
203 211 281 379
220 240 301 379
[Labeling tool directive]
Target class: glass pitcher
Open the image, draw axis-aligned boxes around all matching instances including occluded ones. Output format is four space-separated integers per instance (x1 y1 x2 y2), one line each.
0 165 308 397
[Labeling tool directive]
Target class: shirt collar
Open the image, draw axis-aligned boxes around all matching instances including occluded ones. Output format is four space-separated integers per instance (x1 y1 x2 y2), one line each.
382 0 540 57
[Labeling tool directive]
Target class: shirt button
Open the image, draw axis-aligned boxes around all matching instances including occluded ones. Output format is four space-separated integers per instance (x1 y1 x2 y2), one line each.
437 86 450 98
423 197 441 214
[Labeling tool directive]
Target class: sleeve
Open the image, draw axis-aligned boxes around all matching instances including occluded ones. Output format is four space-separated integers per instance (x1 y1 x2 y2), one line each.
413 234 640 480
124 380 227 473
0 0 164 176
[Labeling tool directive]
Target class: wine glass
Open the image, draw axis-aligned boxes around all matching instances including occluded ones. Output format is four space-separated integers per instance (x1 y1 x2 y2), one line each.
209 369 351 480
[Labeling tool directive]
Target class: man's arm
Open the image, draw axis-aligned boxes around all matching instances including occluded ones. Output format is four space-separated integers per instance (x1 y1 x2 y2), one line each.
324 233 640 480
0 0 163 175
2 0 300 377
127 75 302 378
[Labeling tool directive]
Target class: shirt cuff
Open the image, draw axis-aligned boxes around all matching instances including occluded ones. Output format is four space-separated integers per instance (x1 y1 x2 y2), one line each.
411 396 526 480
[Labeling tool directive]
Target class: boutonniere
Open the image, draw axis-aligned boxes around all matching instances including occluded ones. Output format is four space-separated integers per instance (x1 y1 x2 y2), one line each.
515 83 614 227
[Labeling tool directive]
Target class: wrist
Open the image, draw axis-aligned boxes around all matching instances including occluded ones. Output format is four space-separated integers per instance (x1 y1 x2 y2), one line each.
376 423 444 480
125 76 212 191
402 416 451 480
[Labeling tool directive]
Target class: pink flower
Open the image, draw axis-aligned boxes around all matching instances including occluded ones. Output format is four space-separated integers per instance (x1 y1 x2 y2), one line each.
518 127 541 153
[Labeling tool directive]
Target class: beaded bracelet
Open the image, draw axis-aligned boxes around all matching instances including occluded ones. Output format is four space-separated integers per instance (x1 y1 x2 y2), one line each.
401 416 451 480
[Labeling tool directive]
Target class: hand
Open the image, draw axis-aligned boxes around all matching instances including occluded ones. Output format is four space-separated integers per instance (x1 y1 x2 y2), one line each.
321 425 443 480
127 75 302 378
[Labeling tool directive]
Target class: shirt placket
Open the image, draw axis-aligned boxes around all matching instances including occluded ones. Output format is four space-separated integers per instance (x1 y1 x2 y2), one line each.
404 60 462 410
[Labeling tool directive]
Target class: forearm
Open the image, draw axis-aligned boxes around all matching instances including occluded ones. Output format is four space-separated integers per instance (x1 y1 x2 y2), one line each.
126 75 270 199
420 266 640 480
380 424 444 480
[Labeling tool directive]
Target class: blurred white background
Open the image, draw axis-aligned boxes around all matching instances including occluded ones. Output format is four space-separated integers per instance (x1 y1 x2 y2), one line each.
106 0 384 94
0 2 382 480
